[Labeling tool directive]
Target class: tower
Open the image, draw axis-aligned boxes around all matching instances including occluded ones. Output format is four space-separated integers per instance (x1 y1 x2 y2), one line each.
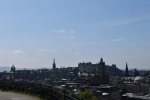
125 62 129 77
97 57 109 84
11 64 16 72
99 57 105 76
53 58 56 70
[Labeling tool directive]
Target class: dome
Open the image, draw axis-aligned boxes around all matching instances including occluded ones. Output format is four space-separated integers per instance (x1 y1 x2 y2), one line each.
134 76 145 83
134 76 144 81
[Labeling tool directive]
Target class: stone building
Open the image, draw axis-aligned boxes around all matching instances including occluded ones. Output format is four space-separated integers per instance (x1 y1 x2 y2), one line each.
82 85 121 100
121 63 150 94
78 58 109 85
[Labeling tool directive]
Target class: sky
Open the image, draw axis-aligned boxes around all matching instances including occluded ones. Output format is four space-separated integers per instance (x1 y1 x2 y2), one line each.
0 0 150 69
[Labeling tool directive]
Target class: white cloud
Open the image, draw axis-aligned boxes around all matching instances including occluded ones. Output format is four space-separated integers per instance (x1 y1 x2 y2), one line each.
54 29 76 40
37 52 43 56
108 37 126 43
0 49 9 56
70 29 74 33
37 49 56 53
58 30 65 33
0 49 4 52
37 49 56 55
0 49 25 67
111 15 150 27
79 15 150 29
54 29 65 33
0 49 55 68
75 52 80 56
12 50 24 55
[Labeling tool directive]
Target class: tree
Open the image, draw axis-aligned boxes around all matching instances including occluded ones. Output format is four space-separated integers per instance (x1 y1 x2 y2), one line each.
50 74 57 81
109 76 121 86
60 86 66 92
78 88 98 100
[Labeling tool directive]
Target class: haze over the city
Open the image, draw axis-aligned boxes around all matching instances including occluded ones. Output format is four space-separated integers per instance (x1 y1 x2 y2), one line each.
0 0 150 69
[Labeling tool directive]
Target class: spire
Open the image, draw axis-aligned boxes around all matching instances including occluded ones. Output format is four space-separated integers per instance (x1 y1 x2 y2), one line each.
53 58 55 64
125 62 129 77
100 57 103 62
53 58 56 70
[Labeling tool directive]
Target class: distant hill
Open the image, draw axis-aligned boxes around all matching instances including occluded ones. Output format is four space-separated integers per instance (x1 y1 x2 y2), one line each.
0 67 46 72
0 67 11 72
0 67 32 72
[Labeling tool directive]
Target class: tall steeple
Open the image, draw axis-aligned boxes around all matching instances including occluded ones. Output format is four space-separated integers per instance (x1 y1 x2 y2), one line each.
53 58 56 70
125 62 129 77
100 57 103 63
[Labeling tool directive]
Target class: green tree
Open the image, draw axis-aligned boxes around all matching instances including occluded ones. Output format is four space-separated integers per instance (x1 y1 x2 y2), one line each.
109 76 120 86
78 89 98 100
60 86 66 92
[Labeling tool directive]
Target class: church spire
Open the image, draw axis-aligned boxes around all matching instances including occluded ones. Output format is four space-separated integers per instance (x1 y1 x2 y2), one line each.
125 62 129 77
53 58 55 64
53 58 56 70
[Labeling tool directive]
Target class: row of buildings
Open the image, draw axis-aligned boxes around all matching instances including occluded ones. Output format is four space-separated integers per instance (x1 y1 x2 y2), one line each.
0 57 150 100
0 57 122 100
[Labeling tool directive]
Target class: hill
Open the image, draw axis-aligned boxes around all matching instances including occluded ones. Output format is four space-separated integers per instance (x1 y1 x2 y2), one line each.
0 67 10 72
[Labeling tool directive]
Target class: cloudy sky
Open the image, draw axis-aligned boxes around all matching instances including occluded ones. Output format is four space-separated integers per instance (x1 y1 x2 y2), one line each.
0 0 150 69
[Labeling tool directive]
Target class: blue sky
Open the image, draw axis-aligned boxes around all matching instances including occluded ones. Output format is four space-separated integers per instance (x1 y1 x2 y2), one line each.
0 0 150 69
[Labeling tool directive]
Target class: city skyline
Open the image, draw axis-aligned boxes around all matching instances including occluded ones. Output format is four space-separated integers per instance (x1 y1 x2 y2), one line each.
0 0 150 69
